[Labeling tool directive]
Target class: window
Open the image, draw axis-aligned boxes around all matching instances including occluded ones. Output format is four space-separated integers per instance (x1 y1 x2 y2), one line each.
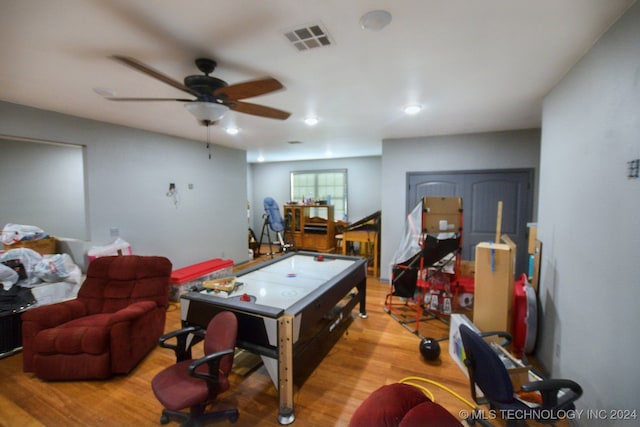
290 169 348 220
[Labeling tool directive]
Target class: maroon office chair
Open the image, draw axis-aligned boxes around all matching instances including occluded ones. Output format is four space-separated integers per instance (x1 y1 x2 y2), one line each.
152 311 239 425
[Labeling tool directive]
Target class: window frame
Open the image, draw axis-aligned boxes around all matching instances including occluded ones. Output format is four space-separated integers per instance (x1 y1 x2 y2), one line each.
290 169 348 220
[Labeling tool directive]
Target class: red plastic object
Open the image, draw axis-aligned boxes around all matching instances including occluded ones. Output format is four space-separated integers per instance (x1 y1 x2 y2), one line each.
457 276 475 294
170 258 233 284
512 273 528 358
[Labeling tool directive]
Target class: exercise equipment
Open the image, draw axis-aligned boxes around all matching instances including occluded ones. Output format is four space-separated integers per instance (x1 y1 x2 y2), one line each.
258 197 295 257
385 197 463 339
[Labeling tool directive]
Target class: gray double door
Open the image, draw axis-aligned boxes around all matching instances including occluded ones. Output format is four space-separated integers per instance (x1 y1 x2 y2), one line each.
407 169 534 277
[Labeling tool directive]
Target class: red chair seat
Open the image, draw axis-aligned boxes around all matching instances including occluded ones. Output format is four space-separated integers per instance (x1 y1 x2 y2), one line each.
152 360 213 411
33 314 112 355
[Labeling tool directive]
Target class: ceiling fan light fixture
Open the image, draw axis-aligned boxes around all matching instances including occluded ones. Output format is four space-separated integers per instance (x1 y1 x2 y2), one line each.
304 116 319 126
184 102 229 122
403 104 423 115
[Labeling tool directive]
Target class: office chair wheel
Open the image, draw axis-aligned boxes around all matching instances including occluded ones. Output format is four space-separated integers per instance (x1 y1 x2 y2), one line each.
159 414 170 424
229 411 239 423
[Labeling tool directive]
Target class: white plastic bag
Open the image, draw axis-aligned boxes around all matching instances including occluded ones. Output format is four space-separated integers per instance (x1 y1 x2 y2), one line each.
1 223 48 245
0 248 44 285
33 253 81 283
0 263 19 290
87 238 132 263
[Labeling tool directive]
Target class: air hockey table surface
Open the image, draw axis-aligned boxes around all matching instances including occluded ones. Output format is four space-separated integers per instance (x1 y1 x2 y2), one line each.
180 251 368 424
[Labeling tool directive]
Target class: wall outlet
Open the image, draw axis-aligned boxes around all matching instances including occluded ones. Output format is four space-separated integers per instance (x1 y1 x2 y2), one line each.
628 159 639 178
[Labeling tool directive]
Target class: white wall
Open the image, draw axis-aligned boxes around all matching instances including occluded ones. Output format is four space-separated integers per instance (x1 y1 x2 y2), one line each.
537 2 640 423
380 129 541 280
0 138 86 239
0 102 249 270
249 156 381 235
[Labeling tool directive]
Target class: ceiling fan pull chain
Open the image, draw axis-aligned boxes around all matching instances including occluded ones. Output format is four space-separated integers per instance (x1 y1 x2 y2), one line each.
207 123 212 159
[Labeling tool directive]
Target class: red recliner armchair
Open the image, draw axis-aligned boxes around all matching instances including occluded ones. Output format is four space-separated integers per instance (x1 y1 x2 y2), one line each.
22 255 172 380
349 383 463 427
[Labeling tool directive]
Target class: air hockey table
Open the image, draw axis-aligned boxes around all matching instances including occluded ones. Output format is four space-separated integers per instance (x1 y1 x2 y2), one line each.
180 251 368 424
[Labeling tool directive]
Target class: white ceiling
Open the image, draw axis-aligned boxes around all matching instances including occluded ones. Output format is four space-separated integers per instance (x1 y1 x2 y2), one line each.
0 0 635 163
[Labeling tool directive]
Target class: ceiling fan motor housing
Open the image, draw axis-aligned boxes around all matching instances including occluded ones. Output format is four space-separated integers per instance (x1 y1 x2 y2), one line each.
184 75 228 101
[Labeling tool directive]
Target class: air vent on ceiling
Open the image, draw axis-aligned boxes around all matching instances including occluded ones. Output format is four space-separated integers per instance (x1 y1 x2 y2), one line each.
284 22 332 51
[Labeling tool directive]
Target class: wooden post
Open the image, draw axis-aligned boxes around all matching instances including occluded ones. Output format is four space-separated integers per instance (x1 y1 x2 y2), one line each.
495 201 503 242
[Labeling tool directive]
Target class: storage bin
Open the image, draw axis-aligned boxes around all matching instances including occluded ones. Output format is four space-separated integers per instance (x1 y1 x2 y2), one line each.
169 258 234 301
3 237 56 255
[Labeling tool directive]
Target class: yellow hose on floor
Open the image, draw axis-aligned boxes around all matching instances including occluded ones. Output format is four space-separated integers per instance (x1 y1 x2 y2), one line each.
399 379 436 402
399 376 476 409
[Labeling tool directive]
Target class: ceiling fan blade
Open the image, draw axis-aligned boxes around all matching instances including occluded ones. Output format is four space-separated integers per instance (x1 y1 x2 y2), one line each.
230 101 291 120
111 55 199 97
105 97 193 102
214 77 284 100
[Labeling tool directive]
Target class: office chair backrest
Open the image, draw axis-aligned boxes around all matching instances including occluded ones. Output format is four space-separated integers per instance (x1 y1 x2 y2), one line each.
459 324 514 404
205 311 238 382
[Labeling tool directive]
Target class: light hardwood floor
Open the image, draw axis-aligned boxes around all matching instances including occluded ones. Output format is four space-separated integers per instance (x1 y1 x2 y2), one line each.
0 253 565 427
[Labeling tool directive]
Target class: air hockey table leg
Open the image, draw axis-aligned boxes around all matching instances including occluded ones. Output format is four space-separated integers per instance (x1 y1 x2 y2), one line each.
357 278 368 318
277 313 295 425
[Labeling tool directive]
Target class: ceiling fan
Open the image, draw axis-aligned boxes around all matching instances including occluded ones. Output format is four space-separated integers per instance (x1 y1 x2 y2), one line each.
106 55 291 124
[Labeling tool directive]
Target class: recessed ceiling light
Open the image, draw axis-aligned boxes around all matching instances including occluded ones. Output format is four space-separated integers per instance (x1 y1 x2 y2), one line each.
403 104 423 115
257 155 265 162
360 10 392 31
304 116 319 126
225 127 239 135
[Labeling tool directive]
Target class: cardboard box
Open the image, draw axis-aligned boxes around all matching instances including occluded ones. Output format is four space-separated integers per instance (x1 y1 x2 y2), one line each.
422 197 462 233
527 224 538 254
508 366 532 390
3 237 56 255
473 242 515 333
491 343 542 392
460 260 475 277
448 314 479 376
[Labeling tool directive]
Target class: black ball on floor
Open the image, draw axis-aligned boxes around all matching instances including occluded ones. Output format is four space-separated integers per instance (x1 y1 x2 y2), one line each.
419 338 441 361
